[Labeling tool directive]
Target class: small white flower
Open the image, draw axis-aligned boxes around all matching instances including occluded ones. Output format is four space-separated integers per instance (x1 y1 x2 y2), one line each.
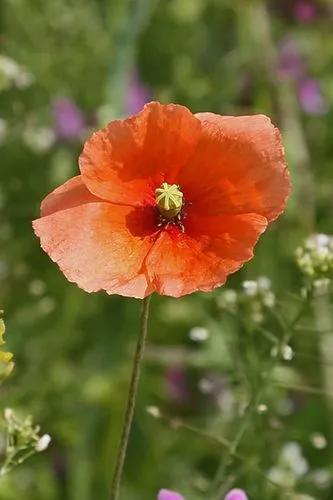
0 55 21 79
281 442 302 461
282 345 294 361
242 280 258 296
257 403 268 413
317 247 330 259
4 408 13 421
217 289 238 309
35 434 51 452
189 326 209 342
28 279 46 296
293 456 309 476
311 468 331 488
198 377 215 394
310 432 327 450
313 234 331 249
146 406 160 418
257 276 271 291
280 442 308 476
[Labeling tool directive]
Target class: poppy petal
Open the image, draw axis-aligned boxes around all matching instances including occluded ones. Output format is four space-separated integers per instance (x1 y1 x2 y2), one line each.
33 203 157 298
40 175 101 217
146 213 267 297
79 101 201 207
178 113 290 221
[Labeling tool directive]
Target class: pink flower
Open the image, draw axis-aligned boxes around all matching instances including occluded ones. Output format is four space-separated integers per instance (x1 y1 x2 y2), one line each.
277 39 305 79
166 366 189 404
53 97 85 141
126 72 151 115
298 78 327 115
294 1 317 23
224 488 248 500
157 489 185 500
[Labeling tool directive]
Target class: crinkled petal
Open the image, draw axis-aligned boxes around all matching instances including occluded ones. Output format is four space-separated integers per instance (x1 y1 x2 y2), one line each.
177 113 290 221
79 101 201 207
40 175 101 217
33 203 157 298
146 213 267 297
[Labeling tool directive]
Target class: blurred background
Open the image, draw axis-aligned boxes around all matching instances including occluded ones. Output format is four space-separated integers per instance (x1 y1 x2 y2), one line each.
1 0 333 498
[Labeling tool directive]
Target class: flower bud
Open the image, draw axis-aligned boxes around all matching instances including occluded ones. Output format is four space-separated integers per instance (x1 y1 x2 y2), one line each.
35 433 51 452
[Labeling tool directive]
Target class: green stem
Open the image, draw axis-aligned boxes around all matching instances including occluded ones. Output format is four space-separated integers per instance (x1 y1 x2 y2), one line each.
313 293 333 465
154 411 290 494
211 390 263 495
109 295 151 500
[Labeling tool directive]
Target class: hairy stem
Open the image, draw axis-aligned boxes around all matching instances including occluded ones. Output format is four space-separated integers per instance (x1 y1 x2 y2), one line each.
109 295 151 500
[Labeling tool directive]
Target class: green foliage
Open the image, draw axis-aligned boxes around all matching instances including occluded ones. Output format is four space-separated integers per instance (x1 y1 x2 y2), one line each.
1 0 333 499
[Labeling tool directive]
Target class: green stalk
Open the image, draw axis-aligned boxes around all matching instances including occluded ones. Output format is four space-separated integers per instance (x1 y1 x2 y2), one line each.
109 296 151 500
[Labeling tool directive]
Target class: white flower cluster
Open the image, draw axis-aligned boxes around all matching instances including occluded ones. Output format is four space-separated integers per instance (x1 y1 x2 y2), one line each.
188 326 209 342
296 234 333 278
1 408 51 476
22 124 55 153
242 277 276 308
217 277 276 324
271 343 294 361
0 54 34 91
268 442 308 488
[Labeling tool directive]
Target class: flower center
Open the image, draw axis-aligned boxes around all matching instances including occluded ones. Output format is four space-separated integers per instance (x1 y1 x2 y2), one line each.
155 182 184 219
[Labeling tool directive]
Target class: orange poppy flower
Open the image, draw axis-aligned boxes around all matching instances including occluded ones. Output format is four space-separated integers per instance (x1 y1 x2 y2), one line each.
33 102 290 298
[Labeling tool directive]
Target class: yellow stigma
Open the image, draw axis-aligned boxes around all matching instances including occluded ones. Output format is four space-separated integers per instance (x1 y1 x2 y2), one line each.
155 182 184 219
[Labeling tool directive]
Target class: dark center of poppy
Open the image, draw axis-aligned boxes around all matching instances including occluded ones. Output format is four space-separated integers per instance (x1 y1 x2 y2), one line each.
155 182 184 219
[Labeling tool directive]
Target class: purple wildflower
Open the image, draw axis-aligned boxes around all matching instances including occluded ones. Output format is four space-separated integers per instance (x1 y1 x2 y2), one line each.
277 39 305 79
224 488 249 500
298 78 327 115
126 72 151 115
294 1 317 23
53 97 85 141
166 367 188 404
157 489 185 500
